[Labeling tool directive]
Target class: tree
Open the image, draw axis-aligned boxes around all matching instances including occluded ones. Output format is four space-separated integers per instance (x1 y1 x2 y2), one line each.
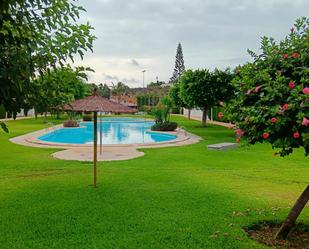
169 82 193 119
31 65 92 121
111 82 129 103
179 69 217 127
87 83 111 98
147 81 165 88
98 84 111 99
0 0 95 131
212 68 235 103
137 93 161 112
169 43 185 84
226 17 309 240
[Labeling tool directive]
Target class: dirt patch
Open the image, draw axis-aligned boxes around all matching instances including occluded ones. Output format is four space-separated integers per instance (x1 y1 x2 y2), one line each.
245 221 309 249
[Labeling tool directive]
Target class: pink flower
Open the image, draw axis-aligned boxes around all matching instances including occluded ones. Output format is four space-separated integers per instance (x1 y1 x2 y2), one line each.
235 129 245 137
290 27 295 33
302 117 309 127
283 54 289 59
288 81 295 89
271 117 278 123
302 87 309 95
293 52 300 58
283 104 289 110
293 132 300 139
217 112 224 119
262 132 270 139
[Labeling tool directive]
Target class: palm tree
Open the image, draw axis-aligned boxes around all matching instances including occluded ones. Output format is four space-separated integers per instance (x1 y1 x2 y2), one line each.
111 82 129 103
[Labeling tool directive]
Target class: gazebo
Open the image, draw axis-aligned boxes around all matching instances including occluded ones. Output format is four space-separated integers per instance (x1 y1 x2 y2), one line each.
63 90 136 187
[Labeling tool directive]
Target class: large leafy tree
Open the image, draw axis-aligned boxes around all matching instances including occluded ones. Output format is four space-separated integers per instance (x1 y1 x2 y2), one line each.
31 65 92 120
169 43 185 84
226 17 309 240
0 0 95 131
212 68 235 103
169 82 193 119
179 69 217 127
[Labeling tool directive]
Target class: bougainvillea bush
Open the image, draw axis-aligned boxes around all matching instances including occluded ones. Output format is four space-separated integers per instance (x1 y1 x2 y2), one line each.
226 17 309 157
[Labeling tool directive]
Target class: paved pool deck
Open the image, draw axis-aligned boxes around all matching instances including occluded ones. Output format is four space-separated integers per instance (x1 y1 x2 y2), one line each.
10 124 201 161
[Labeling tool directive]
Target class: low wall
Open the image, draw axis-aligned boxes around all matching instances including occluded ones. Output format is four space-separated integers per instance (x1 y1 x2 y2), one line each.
183 108 212 120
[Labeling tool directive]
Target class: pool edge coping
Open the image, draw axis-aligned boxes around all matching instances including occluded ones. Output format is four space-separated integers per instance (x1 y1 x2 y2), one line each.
9 122 202 161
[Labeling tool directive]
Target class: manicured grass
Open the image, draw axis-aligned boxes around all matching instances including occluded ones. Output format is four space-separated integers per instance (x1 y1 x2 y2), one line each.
0 116 308 248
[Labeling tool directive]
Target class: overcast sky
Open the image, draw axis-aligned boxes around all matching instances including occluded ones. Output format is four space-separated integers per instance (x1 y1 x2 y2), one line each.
75 0 309 87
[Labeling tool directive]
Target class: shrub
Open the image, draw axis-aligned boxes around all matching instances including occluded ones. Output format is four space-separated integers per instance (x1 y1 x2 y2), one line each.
150 97 178 131
226 17 309 156
151 122 177 131
225 17 309 240
63 119 79 127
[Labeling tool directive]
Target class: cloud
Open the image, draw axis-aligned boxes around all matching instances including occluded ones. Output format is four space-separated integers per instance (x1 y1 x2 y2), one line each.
102 73 119 82
75 0 309 87
121 77 140 84
129 59 140 67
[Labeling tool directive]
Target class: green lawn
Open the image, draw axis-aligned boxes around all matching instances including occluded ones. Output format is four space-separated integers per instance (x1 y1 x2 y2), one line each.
0 116 308 249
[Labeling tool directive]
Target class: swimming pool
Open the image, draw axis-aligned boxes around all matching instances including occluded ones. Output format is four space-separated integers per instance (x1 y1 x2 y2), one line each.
38 118 177 145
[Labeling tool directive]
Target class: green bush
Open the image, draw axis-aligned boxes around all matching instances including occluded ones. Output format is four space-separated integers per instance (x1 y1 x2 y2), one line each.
151 97 178 131
226 17 309 156
63 119 79 127
151 122 177 131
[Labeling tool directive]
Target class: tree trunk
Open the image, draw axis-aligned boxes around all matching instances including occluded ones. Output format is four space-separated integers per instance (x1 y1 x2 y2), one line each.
34 109 38 119
43 111 47 123
188 109 191 120
202 108 207 127
276 184 309 240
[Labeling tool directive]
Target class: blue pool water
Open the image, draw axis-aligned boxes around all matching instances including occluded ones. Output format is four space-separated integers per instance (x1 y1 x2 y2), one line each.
38 118 177 145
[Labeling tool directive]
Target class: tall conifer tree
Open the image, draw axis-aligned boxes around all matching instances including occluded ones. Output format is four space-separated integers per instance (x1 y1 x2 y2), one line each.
169 43 185 84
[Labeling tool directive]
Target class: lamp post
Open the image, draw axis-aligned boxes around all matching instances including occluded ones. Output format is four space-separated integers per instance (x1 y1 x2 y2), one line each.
142 70 146 89
142 70 146 121
100 111 103 155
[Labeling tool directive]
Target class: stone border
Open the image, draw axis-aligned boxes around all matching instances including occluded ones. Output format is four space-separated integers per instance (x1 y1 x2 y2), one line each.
10 122 201 161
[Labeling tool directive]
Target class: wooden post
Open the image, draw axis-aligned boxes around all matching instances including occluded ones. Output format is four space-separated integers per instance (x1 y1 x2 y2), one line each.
100 112 103 155
93 111 97 188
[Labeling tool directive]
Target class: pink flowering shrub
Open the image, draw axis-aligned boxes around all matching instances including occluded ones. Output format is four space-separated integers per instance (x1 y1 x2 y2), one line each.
226 17 309 156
